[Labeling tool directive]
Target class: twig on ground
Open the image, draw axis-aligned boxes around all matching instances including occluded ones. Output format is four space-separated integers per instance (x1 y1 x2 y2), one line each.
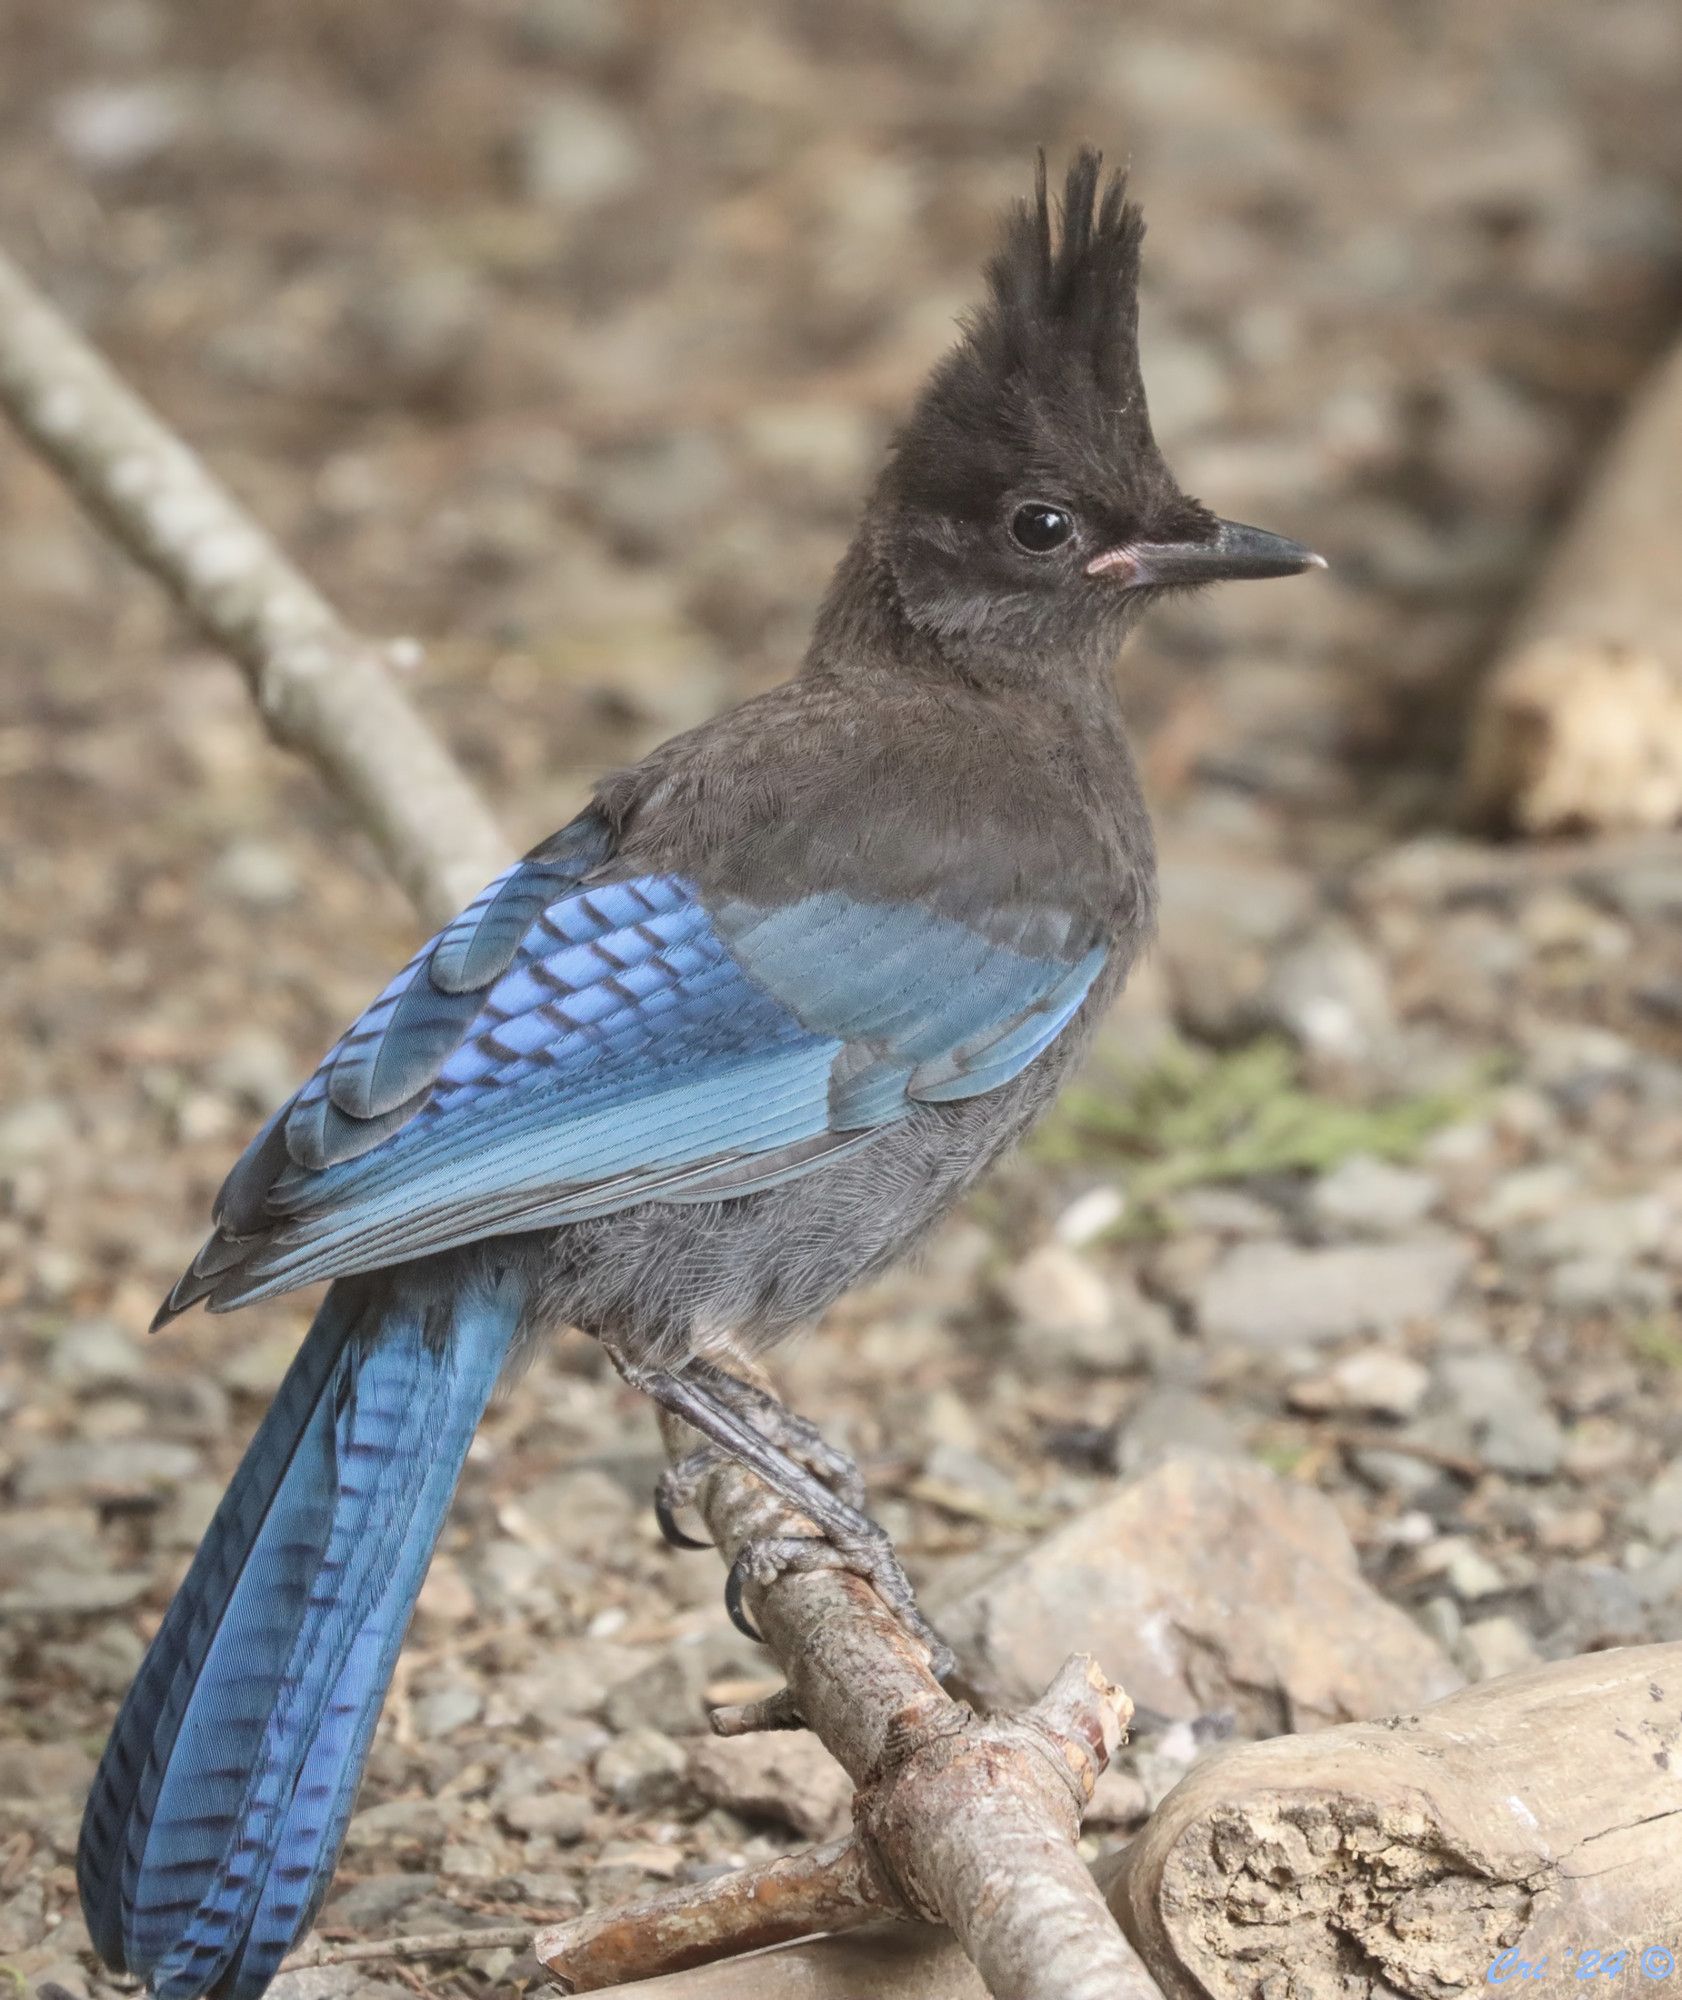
280 1924 535 1971
0 246 510 926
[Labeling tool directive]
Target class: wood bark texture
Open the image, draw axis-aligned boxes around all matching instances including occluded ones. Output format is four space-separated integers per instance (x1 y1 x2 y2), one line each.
1465 337 1682 833
1115 1643 1682 2000
534 1376 1152 1999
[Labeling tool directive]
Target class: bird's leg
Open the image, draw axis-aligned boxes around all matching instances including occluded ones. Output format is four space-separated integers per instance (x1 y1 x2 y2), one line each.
647 1356 868 1551
611 1350 952 1680
682 1356 870 1510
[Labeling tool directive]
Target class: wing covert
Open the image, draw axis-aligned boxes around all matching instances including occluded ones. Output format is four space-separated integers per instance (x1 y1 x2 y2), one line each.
165 818 1107 1316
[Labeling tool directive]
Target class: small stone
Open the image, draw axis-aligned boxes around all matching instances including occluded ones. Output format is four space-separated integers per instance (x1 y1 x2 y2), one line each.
268 1967 414 2000
52 80 190 171
211 838 300 908
1259 924 1396 1063
439 1839 501 1880
15 1437 200 1502
414 1555 478 1633
1153 851 1314 1039
412 1680 483 1740
1197 1236 1472 1347
491 1733 608 1804
322 1871 438 1930
1310 1156 1440 1235
593 1727 688 1811
688 1731 853 1842
0 1570 152 1617
1001 1242 1109 1334
1563 1419 1633 1482
1054 1185 1126 1247
1429 1538 1506 1601
1415 1595 1462 1654
0 1740 95 1801
0 1097 74 1165
46 1318 147 1390
1537 1562 1650 1653
1509 1194 1674 1266
1113 1387 1244 1475
1460 1615 1540 1682
1434 1352 1565 1479
586 431 734 561
603 1646 711 1735
1470 1163 1581 1231
1545 1259 1669 1315
497 1641 643 1727
738 402 876 501
1168 1187 1283 1237
1634 1458 1682 1545
1085 1764 1151 1829
1290 1348 1430 1420
516 87 642 210
1633 1545 1682 1612
518 0 635 61
210 1031 299 1115
587 1839 684 1881
1536 1506 1605 1555
345 1796 448 1853
501 1789 592 1842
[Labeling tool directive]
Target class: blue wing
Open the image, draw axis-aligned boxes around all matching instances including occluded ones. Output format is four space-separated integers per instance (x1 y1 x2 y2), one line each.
166 810 1106 1313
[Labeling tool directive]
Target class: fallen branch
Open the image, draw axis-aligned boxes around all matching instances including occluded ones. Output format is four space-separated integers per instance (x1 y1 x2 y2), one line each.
1114 1643 1682 2000
1465 334 1682 835
535 1365 1150 1998
0 247 509 926
280 1924 534 1970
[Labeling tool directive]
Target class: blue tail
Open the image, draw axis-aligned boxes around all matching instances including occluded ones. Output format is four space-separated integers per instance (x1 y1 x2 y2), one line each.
77 1268 522 2000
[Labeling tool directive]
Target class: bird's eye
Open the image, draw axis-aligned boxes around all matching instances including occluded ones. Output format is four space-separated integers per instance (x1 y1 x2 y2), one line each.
1009 502 1075 554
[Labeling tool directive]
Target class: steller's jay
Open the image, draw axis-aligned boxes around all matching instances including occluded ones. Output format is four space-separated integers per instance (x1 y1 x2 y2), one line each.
79 150 1320 1999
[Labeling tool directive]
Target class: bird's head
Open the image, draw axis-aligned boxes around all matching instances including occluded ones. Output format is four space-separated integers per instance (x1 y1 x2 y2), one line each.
873 149 1322 662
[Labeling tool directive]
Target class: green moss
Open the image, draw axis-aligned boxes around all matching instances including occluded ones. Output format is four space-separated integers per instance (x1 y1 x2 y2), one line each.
1625 1319 1682 1371
1035 1034 1489 1228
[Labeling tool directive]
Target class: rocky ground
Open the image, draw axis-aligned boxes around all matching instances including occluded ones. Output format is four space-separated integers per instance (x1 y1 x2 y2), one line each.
2 3 1682 1995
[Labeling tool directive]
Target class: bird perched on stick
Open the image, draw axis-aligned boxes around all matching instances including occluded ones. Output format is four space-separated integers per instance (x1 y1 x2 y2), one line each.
80 148 1321 2000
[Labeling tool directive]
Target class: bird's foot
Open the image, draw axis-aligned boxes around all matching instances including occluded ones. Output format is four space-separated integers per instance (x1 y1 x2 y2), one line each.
684 1359 870 1511
612 1349 954 1683
652 1446 719 1551
726 1526 955 1683
651 1363 868 1553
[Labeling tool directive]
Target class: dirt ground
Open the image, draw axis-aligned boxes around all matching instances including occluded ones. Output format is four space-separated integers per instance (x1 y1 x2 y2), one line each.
3 4 1682 1995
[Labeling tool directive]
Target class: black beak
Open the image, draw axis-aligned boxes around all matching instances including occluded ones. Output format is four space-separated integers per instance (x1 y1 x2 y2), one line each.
1087 518 1326 589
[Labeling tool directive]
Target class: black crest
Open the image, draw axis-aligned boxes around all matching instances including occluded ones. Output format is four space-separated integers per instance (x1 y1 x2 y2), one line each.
883 148 1192 548
975 148 1147 411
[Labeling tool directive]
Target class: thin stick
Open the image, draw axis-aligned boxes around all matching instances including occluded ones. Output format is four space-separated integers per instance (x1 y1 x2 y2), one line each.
0 247 510 927
281 1923 534 1969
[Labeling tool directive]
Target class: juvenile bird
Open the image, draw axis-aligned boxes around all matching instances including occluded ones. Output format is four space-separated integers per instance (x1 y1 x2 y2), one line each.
79 150 1320 1999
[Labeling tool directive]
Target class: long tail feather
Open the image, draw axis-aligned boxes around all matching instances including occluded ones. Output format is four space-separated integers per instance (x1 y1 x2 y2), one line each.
78 1268 522 2000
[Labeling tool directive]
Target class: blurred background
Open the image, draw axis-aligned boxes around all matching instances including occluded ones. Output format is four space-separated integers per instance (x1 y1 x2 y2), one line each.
3 4 1681 1994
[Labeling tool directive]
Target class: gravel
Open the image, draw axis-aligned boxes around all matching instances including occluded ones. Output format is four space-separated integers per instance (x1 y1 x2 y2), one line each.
4 5 1681 1991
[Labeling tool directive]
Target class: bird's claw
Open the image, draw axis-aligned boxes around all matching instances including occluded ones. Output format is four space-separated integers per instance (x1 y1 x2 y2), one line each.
649 1374 869 1545
653 1449 715 1549
723 1529 955 1683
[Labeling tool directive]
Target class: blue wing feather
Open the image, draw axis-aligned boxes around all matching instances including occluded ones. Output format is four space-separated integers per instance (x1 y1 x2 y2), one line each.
183 814 1107 1310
